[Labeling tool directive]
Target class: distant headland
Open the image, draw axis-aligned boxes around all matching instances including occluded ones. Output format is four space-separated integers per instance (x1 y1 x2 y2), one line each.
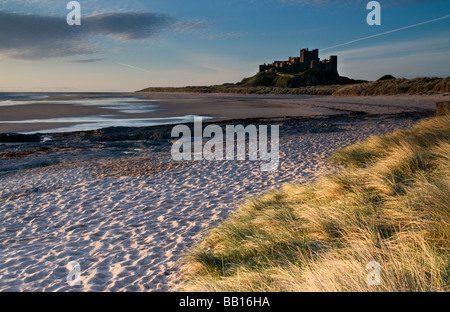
137 48 449 96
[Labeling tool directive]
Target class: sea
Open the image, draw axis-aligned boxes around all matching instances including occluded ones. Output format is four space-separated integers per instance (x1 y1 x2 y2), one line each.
0 92 207 134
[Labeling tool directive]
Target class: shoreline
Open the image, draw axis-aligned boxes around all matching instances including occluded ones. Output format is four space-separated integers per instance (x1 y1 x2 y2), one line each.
0 93 446 135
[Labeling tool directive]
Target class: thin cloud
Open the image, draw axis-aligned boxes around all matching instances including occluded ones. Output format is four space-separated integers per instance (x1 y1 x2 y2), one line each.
322 13 450 51
336 35 450 60
85 12 174 41
64 58 106 63
116 62 151 73
173 19 210 33
332 34 450 79
203 32 245 40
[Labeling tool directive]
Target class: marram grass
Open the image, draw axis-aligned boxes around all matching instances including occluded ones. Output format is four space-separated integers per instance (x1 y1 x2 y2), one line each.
179 115 450 292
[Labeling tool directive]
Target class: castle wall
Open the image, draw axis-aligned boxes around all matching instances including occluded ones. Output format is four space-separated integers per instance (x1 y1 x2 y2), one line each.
259 49 338 75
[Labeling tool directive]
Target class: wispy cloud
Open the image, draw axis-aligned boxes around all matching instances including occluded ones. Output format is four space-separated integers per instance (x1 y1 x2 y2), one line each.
0 11 203 60
85 12 174 41
116 62 151 73
322 13 450 51
173 19 210 33
335 34 450 79
203 32 245 40
335 35 450 60
64 58 106 63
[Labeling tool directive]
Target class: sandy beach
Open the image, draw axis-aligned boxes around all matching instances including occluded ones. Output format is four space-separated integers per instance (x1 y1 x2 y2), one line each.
0 107 428 291
137 93 446 117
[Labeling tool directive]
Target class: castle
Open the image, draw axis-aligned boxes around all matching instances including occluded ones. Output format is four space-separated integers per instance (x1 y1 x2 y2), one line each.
259 48 338 75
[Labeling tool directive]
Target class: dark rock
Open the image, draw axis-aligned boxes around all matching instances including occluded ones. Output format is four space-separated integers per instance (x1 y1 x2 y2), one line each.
0 133 41 143
377 74 396 81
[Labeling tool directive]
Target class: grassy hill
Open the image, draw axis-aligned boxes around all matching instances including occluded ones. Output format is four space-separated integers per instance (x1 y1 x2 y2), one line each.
136 70 364 95
179 115 450 292
238 71 365 88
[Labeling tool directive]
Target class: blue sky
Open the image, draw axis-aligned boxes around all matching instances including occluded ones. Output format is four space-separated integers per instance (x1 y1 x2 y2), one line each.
0 0 449 91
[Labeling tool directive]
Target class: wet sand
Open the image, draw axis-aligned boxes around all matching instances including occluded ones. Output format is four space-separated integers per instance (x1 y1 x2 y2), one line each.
137 93 445 118
0 93 446 133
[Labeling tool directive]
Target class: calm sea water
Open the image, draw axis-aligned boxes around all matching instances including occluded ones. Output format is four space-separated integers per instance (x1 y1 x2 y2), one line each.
0 93 208 134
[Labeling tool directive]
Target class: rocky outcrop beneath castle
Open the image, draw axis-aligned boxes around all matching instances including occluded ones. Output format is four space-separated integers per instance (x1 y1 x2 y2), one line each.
239 70 364 88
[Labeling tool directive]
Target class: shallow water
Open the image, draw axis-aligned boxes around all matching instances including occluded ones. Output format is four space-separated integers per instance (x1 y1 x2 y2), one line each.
0 93 210 134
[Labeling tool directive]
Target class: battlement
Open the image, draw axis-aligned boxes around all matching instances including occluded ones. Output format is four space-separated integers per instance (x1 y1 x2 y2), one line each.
259 48 338 75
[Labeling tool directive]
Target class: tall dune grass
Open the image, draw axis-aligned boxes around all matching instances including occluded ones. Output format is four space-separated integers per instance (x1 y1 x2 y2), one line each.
179 115 450 292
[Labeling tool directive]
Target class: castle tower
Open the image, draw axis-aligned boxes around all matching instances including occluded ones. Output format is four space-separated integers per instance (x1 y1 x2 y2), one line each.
329 56 338 74
310 49 319 62
300 48 319 65
300 48 308 63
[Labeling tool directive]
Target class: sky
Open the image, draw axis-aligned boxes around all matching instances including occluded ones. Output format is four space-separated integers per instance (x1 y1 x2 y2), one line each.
0 0 449 92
